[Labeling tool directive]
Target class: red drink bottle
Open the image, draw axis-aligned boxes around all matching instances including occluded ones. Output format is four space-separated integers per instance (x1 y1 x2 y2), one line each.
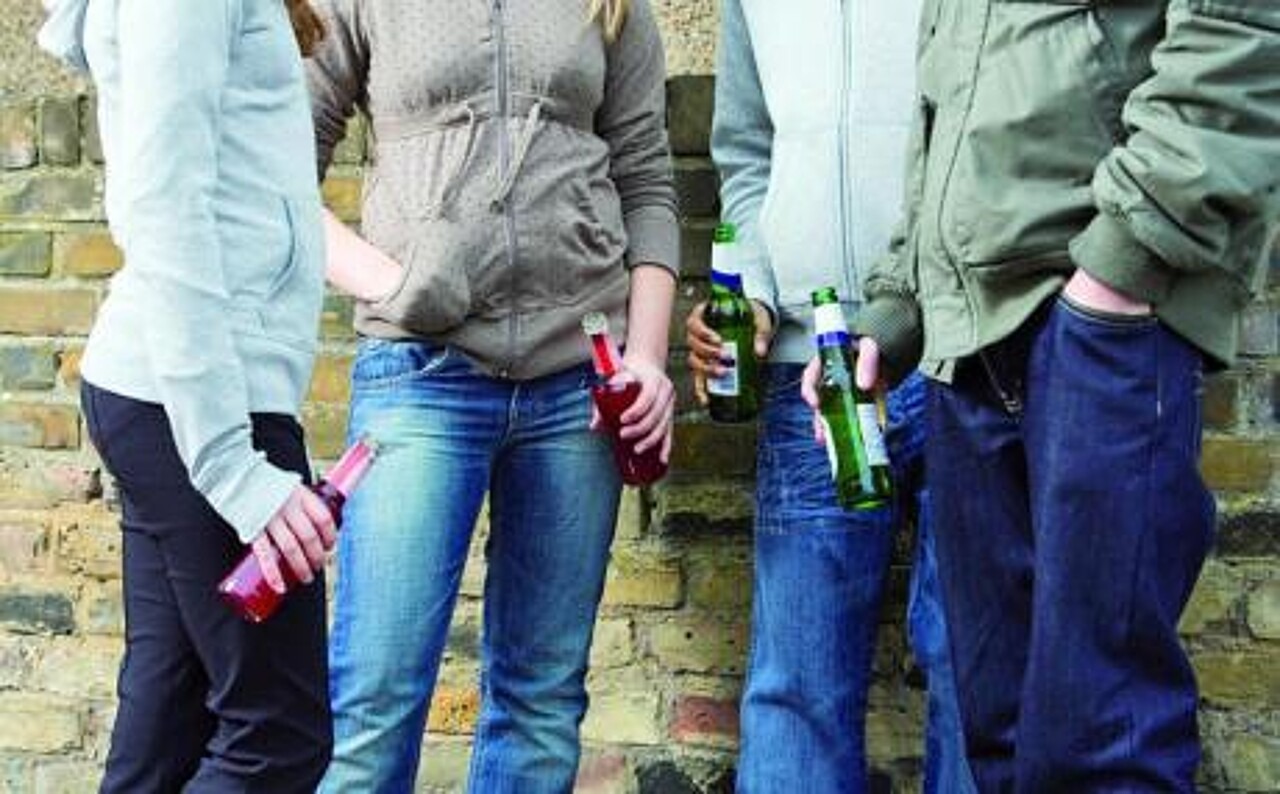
582 312 668 486
217 437 378 623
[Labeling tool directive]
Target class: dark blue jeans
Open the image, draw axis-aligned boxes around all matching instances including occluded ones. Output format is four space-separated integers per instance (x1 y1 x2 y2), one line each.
738 367 973 793
927 297 1214 792
81 382 331 794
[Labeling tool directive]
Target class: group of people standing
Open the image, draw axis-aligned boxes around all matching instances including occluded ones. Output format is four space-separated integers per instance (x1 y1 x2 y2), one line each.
37 0 1278 792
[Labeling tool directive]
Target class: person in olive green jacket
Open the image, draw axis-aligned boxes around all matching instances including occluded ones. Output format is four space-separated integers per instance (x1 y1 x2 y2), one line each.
803 1 1279 791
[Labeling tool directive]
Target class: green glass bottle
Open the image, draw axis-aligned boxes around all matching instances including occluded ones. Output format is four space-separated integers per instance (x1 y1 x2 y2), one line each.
811 287 891 510
703 223 759 423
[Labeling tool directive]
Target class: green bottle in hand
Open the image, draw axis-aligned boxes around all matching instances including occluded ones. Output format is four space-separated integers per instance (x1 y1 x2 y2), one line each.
703 223 759 423
811 287 891 510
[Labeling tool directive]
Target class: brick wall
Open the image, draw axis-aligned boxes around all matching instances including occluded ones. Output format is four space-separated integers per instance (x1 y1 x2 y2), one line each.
1 5 1278 794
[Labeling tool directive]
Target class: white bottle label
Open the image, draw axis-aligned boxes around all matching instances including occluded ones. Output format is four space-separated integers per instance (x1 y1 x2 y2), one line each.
707 340 740 397
711 242 735 276
857 403 889 466
813 302 846 337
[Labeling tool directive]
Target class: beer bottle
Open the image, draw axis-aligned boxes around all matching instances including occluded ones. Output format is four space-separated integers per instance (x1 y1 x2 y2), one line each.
703 223 759 423
811 287 891 510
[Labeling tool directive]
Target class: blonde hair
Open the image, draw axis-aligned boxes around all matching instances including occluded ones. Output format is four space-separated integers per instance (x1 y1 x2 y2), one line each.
588 0 631 43
286 0 326 57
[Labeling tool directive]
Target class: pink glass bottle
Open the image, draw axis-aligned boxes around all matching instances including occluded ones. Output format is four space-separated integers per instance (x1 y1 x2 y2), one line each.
218 437 378 623
582 312 668 486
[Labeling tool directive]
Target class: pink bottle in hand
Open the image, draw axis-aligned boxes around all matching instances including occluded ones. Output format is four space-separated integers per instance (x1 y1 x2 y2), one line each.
582 312 668 486
218 437 378 623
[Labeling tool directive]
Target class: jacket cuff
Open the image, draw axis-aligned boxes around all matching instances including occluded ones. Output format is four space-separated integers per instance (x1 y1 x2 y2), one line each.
624 205 680 277
208 457 302 544
1069 212 1174 304
853 293 923 387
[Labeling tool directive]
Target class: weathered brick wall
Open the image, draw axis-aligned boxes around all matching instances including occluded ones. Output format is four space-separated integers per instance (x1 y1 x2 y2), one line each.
1 2 1277 792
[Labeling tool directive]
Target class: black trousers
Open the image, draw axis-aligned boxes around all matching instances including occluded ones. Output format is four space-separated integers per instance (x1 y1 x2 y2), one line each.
81 382 331 794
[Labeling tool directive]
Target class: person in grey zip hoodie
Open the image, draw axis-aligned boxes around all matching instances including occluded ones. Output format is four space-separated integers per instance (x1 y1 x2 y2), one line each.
40 1 335 791
305 0 679 790
686 1 974 791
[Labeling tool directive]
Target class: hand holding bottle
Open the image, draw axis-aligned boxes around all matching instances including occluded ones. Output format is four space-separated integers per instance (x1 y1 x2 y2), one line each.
251 484 337 594
802 335 882 444
614 353 675 461
685 299 773 405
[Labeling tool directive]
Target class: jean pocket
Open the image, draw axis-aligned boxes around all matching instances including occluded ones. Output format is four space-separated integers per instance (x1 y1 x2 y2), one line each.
1056 293 1156 331
351 338 452 390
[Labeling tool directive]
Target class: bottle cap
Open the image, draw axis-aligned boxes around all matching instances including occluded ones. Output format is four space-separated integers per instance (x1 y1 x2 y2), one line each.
581 312 609 336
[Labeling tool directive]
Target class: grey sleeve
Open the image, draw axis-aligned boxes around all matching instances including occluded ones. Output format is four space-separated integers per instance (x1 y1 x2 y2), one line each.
710 0 778 315
306 0 369 179
595 0 680 276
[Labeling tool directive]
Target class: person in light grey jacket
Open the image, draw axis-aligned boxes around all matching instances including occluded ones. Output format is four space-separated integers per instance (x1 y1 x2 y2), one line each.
40 1 335 790
686 1 974 791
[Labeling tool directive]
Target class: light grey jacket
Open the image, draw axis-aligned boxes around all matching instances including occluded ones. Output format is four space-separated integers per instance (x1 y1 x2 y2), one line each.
308 0 679 379
712 0 923 364
41 0 326 542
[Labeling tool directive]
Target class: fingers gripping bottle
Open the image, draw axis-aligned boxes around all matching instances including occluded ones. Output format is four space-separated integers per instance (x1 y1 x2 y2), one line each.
703 223 760 423
582 312 668 486
218 437 378 623
811 287 892 510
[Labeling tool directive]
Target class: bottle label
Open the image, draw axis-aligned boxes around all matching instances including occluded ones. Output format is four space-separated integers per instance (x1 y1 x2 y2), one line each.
813 302 846 337
857 403 889 466
711 241 735 276
707 341 740 397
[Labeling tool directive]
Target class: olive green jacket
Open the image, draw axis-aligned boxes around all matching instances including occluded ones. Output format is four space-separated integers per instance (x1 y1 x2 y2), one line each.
857 0 1280 381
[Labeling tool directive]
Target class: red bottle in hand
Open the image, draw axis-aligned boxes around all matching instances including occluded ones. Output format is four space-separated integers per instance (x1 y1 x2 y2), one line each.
582 312 668 486
218 437 378 623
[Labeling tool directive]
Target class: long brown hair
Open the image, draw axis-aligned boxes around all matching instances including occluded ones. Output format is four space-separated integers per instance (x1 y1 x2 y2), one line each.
587 0 631 43
286 0 326 57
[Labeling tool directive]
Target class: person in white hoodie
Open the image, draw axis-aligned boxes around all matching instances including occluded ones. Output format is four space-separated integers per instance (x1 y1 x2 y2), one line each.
685 2 975 791
40 1 334 791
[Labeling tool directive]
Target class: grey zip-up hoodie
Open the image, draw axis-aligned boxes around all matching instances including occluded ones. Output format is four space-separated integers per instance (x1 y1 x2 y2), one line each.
40 0 326 542
712 0 922 364
308 0 679 379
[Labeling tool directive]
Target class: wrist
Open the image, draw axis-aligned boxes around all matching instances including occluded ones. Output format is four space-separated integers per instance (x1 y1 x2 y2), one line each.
1064 269 1151 315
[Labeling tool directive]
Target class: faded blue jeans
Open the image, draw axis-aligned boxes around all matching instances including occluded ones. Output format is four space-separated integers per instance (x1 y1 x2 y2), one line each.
319 339 621 794
738 367 974 793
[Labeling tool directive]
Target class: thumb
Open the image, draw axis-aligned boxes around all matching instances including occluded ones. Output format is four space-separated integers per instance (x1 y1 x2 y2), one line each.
754 328 770 359
855 336 881 392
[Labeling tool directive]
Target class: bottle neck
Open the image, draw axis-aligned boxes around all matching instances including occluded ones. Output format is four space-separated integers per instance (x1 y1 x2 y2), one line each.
324 438 377 497
588 331 623 380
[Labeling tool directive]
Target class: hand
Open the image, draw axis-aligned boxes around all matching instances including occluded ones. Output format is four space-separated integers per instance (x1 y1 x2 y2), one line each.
685 299 773 405
251 484 338 593
800 336 883 445
614 354 676 463
1062 269 1151 316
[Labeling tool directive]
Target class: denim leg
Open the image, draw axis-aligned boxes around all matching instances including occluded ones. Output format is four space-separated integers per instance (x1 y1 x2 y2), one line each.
926 364 1034 794
322 342 498 794
893 373 977 794
737 365 894 794
468 366 621 793
1016 299 1213 792
909 504 978 794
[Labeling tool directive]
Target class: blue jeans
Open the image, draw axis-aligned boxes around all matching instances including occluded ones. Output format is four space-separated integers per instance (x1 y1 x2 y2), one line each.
738 367 973 793
319 340 622 794
927 297 1213 792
